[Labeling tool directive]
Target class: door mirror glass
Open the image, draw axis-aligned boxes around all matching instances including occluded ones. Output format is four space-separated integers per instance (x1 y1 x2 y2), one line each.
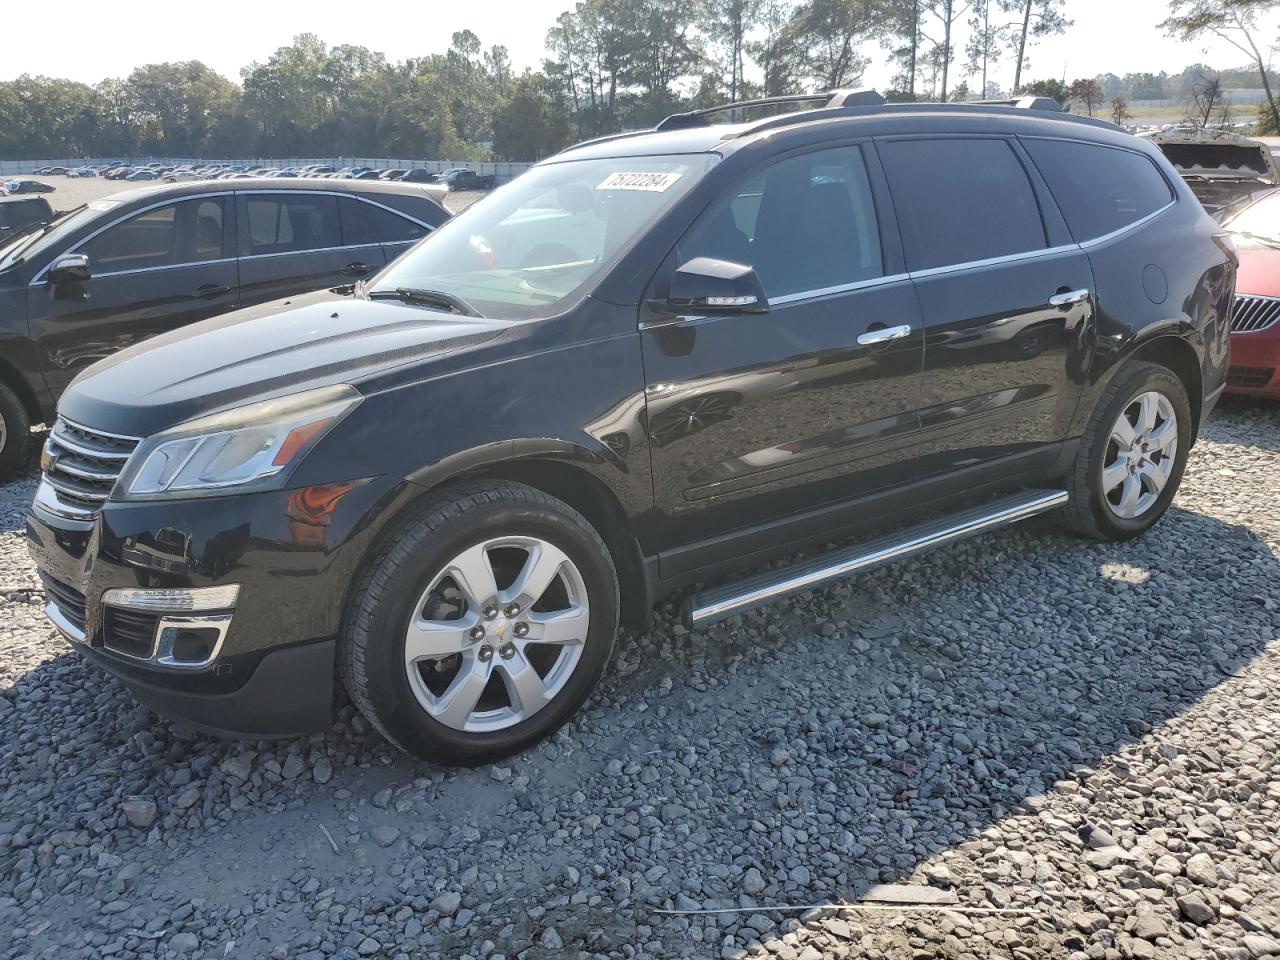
665 257 768 314
48 253 91 284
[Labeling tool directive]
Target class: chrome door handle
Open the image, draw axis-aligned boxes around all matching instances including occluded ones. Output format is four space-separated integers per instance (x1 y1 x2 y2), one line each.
857 323 912 346
1049 289 1090 307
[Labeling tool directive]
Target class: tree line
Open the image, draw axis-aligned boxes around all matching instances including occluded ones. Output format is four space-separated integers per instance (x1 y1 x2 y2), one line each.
1 0 1277 163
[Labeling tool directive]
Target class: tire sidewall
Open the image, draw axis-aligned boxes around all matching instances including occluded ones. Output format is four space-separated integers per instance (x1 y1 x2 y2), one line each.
358 501 618 764
1083 367 1192 539
0 384 30 480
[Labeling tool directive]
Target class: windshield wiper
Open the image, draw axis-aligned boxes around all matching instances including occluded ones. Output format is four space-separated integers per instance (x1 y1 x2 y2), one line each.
366 286 482 317
1231 230 1280 250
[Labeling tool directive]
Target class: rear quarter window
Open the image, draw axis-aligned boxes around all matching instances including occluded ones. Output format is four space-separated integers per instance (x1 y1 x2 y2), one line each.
1022 138 1174 242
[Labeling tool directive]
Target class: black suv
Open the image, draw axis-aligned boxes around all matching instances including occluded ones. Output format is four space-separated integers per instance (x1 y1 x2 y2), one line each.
0 179 450 478
26 92 1233 764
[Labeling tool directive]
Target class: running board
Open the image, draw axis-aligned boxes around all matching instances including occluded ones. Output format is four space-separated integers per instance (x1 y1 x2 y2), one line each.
684 489 1068 628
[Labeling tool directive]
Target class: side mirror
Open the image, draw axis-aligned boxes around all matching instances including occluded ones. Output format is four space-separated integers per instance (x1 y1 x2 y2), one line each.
664 257 768 315
48 253 91 284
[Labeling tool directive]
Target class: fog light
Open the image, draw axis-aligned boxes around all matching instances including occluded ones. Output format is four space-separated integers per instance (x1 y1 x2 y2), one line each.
101 585 240 613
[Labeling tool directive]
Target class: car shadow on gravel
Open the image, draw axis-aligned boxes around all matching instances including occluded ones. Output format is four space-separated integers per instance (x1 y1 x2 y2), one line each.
2 425 1278 957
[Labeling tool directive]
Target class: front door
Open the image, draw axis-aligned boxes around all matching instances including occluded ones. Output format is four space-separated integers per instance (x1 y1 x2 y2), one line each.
876 136 1094 475
640 144 927 575
27 195 237 398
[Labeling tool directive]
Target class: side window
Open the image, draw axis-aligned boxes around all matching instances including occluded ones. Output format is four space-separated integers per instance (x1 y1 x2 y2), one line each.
878 138 1047 271
339 197 428 246
190 199 225 261
1022 138 1174 241
680 145 883 299
244 194 341 256
81 204 180 273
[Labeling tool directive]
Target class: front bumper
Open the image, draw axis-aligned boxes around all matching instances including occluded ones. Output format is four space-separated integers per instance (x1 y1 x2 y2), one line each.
1227 326 1280 398
26 474 406 736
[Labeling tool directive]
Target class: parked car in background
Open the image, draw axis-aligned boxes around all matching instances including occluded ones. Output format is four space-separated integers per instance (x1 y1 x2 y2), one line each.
380 168 408 181
0 195 56 243
163 171 204 183
1219 188 1280 399
125 170 159 181
353 170 383 180
0 177 450 478
3 179 56 194
1143 127 1278 221
433 167 497 190
22 92 1232 763
397 169 436 183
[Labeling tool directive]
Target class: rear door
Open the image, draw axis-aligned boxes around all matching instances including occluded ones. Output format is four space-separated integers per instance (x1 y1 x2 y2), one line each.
877 136 1095 474
26 195 237 398
336 196 430 267
235 192 374 307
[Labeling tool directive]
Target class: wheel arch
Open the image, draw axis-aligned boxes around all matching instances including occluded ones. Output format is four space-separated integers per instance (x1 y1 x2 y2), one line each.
1124 333 1204 438
1074 328 1205 445
346 445 653 637
0 352 45 426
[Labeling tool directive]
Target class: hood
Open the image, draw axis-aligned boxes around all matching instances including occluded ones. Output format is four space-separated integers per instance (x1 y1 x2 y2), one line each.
59 289 506 437
1143 128 1280 183
1234 243 1280 299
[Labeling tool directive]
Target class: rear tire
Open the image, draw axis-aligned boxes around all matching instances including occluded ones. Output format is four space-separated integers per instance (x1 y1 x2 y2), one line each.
1057 361 1192 541
340 481 618 765
0 381 31 482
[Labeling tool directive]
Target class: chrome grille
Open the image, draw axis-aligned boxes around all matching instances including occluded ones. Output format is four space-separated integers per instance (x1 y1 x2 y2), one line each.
37 418 140 519
1230 294 1280 333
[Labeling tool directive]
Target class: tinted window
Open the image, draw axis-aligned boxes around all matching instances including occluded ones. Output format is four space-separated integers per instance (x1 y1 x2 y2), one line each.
244 194 341 255
80 198 227 274
879 138 1046 271
1023 138 1174 241
681 146 883 298
339 197 428 245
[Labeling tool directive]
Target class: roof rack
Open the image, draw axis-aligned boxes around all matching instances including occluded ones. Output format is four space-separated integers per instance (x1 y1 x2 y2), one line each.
969 95 1064 112
656 89 887 131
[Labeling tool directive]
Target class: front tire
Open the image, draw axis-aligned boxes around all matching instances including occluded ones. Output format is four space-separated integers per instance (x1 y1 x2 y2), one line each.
1057 361 1192 541
0 381 31 482
340 481 619 765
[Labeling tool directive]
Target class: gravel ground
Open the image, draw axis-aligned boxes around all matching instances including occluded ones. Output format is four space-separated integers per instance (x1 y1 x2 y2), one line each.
1 397 1279 960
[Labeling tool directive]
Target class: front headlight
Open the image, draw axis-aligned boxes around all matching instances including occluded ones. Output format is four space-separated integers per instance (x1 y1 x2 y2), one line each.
116 385 361 500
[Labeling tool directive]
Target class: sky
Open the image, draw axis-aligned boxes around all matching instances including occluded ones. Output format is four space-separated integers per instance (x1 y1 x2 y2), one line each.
5 0 1278 92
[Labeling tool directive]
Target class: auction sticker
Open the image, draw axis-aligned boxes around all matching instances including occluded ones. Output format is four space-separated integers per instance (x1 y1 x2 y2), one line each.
596 171 683 192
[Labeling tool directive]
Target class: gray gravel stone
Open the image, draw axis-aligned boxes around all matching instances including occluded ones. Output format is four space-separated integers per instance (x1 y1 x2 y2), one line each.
0 402 1278 960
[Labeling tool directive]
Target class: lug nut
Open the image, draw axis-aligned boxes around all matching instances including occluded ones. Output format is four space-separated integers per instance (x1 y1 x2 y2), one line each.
482 603 498 620
513 622 529 638
500 643 516 659
478 645 493 662
503 603 520 618
469 624 486 642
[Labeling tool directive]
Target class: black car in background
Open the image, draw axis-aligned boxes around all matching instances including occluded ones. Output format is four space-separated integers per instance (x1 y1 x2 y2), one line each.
25 92 1232 764
0 195 56 243
0 178 450 477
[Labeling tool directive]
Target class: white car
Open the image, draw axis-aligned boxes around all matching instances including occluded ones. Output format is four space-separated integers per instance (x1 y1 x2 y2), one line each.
162 170 204 183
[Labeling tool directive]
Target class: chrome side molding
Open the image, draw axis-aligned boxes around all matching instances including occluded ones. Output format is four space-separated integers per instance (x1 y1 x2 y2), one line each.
684 488 1068 628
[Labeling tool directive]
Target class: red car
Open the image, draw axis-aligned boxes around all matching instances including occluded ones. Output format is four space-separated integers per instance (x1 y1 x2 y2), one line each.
1223 189 1280 399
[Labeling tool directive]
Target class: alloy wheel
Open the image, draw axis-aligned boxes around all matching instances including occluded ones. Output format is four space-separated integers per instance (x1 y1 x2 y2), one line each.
1101 390 1178 520
403 536 590 732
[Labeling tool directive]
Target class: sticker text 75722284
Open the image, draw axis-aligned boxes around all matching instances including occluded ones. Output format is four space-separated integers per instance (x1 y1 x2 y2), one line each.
596 171 683 192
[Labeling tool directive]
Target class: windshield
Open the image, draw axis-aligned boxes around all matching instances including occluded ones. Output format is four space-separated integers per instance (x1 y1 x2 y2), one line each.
1226 191 1280 245
0 199 118 272
370 153 717 320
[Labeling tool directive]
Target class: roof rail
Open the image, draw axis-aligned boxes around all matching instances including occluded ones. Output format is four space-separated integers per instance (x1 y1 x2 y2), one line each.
970 95 1064 112
656 89 887 131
